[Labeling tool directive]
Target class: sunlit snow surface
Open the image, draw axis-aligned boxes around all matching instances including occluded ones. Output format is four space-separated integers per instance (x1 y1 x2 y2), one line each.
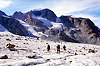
0 33 100 66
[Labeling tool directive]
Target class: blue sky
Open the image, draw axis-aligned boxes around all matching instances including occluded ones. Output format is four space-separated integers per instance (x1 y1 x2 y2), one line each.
0 0 100 28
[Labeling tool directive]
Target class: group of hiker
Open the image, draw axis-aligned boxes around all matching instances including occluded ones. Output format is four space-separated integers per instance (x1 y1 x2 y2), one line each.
47 44 66 53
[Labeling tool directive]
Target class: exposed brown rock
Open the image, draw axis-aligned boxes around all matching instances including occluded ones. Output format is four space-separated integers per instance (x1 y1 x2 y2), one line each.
0 55 8 59
6 43 15 48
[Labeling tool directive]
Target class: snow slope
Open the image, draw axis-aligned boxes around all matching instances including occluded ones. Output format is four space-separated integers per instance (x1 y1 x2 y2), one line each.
0 24 13 35
18 19 48 37
32 15 53 27
0 34 100 66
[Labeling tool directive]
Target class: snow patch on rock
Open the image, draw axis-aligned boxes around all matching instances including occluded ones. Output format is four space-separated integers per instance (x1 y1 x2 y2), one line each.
32 15 63 31
18 19 45 37
51 22 63 31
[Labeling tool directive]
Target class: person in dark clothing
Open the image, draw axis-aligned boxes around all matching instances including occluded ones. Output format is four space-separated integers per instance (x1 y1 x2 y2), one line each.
57 45 60 53
47 44 50 51
63 45 66 51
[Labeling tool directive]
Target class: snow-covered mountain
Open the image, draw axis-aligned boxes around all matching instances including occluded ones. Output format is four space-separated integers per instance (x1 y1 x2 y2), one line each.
0 9 99 44
12 9 100 44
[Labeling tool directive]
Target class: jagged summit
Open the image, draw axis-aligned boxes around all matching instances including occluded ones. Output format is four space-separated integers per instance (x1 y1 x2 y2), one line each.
13 8 57 22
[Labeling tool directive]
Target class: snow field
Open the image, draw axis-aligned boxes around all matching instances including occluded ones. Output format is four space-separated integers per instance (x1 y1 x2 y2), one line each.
0 34 100 66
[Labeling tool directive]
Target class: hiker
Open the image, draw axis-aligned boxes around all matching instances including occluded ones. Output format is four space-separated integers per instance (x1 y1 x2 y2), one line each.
47 44 50 51
57 45 60 53
63 45 66 51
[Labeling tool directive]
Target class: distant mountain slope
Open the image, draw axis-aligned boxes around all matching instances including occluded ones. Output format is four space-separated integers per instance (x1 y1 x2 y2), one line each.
0 11 29 36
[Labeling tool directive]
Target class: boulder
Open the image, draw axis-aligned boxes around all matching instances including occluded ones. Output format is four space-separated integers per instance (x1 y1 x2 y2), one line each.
6 43 15 48
26 55 36 59
0 55 8 59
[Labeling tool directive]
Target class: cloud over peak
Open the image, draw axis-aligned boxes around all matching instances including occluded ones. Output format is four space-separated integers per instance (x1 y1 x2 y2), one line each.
0 0 12 9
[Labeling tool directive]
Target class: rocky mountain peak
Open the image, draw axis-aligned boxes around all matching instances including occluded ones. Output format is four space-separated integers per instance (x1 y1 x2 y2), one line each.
28 8 57 22
13 11 26 20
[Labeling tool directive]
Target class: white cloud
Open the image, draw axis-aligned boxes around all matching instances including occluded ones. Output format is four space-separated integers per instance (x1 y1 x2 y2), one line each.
31 0 100 17
72 14 100 21
51 0 89 16
0 0 12 9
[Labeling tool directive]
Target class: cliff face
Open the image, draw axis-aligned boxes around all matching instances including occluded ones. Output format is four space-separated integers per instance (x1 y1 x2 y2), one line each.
60 16 100 44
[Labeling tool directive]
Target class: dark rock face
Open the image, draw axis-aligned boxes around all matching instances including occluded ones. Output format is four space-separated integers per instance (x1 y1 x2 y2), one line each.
40 9 57 22
80 19 100 44
0 10 6 16
81 18 99 37
29 9 57 22
0 15 29 36
44 29 78 42
29 10 41 16
60 16 75 30
13 11 26 20
60 15 100 44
